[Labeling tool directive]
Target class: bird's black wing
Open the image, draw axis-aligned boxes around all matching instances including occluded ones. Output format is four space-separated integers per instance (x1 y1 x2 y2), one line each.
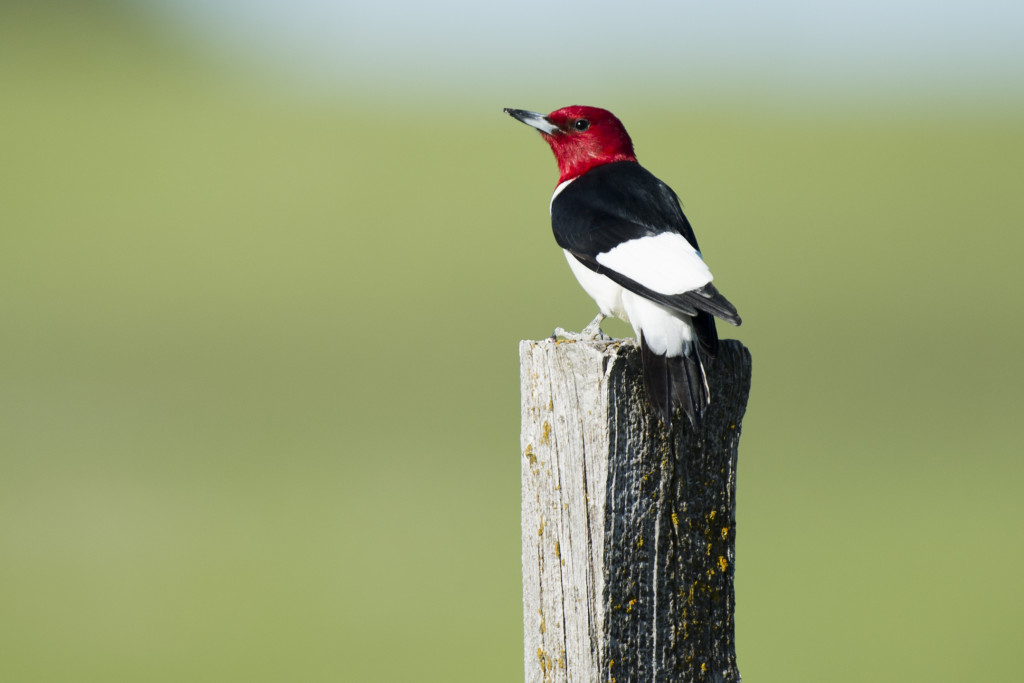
552 161 741 328
552 161 700 254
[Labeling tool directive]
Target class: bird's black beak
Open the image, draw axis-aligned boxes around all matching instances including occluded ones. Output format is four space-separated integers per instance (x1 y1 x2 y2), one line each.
504 108 560 135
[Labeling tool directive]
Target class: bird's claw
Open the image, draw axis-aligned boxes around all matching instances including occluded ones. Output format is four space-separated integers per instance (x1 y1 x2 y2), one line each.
580 318 612 341
551 314 612 342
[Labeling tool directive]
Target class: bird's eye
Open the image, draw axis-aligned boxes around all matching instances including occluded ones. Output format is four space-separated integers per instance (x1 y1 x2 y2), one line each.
574 119 590 132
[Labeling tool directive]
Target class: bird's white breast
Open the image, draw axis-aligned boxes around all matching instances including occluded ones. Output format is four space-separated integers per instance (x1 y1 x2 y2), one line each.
563 250 630 322
564 251 695 356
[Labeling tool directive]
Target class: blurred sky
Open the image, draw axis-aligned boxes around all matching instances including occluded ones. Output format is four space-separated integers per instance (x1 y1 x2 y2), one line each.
144 0 1024 104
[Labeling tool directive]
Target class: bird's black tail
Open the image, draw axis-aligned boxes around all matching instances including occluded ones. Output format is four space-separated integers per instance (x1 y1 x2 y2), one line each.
640 333 709 429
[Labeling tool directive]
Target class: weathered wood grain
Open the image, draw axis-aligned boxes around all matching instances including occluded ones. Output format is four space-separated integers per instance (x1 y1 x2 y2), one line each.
520 338 752 683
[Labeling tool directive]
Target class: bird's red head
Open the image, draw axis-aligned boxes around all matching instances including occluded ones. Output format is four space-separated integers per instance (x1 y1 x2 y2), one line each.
505 105 637 183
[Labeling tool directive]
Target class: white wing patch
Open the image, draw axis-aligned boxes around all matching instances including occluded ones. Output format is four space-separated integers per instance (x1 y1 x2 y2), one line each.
595 232 713 295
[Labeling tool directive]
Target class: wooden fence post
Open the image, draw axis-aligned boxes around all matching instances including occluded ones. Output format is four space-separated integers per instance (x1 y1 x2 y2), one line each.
520 337 752 683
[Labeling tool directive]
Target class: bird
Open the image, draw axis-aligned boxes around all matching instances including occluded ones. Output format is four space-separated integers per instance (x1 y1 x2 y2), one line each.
504 105 741 428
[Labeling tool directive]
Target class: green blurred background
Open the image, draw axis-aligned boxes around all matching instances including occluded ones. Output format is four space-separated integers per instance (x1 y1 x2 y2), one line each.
2 1 1022 680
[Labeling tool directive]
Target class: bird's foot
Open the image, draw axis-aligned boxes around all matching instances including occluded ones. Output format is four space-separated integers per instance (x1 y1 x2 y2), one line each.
552 314 612 342
580 313 611 340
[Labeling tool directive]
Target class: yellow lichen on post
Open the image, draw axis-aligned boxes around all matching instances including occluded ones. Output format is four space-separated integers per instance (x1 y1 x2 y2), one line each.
524 443 537 465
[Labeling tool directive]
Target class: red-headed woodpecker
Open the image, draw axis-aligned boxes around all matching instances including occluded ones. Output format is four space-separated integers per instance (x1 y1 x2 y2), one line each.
505 105 741 428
